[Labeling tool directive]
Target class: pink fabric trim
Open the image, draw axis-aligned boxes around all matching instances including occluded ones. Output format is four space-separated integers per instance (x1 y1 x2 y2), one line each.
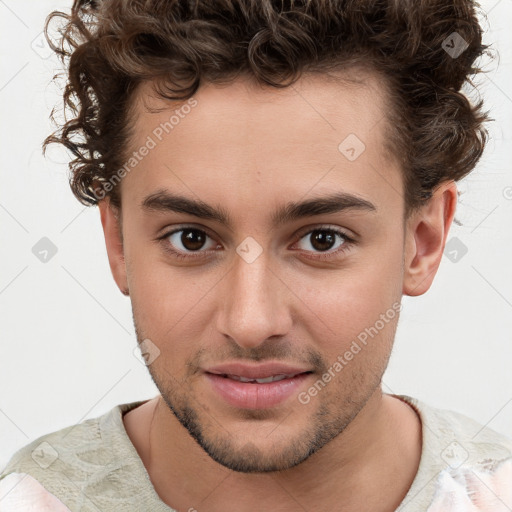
427 458 512 512
0 472 71 511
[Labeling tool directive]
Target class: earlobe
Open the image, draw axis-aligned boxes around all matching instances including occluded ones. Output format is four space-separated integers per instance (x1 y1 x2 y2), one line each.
98 198 129 296
402 181 458 297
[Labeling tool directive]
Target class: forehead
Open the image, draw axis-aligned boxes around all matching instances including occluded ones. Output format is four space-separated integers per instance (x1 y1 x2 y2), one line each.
120 68 403 222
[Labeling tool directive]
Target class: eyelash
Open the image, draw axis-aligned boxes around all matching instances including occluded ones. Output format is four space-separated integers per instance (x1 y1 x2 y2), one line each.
156 225 356 261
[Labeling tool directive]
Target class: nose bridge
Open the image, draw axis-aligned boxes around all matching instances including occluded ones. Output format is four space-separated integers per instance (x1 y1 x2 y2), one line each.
217 245 291 348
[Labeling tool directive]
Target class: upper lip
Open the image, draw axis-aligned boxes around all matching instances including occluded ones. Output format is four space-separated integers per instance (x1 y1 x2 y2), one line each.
204 362 312 379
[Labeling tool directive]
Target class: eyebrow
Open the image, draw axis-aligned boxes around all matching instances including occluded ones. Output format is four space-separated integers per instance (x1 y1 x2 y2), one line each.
141 189 377 228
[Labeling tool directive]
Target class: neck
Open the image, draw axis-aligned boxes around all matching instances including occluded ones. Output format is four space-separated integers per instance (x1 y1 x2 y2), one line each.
126 389 422 512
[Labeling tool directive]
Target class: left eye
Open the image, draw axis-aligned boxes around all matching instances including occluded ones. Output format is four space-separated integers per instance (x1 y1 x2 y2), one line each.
295 228 352 254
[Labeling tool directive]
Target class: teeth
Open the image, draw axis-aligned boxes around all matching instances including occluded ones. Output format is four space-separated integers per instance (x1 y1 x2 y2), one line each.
226 373 297 383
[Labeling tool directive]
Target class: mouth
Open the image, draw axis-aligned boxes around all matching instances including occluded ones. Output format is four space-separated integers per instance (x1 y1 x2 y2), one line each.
207 372 313 383
204 370 314 409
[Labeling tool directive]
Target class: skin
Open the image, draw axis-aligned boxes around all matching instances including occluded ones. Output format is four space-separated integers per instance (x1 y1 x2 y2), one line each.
99 67 457 512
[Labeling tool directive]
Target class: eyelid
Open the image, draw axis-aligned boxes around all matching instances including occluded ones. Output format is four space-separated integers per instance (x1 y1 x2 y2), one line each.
155 224 221 247
157 223 356 242
156 223 217 240
293 223 357 242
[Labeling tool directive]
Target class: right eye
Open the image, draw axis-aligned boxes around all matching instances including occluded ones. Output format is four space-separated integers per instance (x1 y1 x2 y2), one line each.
158 226 221 259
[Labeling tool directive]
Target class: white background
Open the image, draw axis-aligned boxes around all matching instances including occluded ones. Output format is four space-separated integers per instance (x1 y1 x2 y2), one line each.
0 0 511 470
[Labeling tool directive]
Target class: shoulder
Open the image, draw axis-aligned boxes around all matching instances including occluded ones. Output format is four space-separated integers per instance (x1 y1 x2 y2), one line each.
395 394 512 512
0 400 147 510
405 394 512 461
0 411 105 481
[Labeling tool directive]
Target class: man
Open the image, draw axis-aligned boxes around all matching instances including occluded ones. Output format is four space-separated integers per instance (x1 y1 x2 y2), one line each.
1 0 510 511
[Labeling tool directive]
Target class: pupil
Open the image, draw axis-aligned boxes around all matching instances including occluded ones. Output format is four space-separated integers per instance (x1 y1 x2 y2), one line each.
182 229 205 251
311 230 335 251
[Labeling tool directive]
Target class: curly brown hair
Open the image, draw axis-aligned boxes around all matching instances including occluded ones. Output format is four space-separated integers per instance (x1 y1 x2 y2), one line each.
43 0 492 216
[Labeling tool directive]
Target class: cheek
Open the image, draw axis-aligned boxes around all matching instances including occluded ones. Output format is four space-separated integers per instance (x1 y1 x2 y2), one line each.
297 278 399 357
289 247 403 358
127 237 209 319
128 257 221 370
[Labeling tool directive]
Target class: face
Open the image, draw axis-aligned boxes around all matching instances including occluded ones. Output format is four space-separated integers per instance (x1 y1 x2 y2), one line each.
108 69 410 472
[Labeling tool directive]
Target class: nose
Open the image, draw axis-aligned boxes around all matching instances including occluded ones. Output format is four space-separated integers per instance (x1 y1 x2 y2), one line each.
215 245 292 349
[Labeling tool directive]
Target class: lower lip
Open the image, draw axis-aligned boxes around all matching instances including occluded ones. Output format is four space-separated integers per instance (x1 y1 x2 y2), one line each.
204 372 312 409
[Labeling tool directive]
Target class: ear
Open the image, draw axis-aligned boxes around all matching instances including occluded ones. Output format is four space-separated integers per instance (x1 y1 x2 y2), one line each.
403 180 458 296
98 198 129 296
